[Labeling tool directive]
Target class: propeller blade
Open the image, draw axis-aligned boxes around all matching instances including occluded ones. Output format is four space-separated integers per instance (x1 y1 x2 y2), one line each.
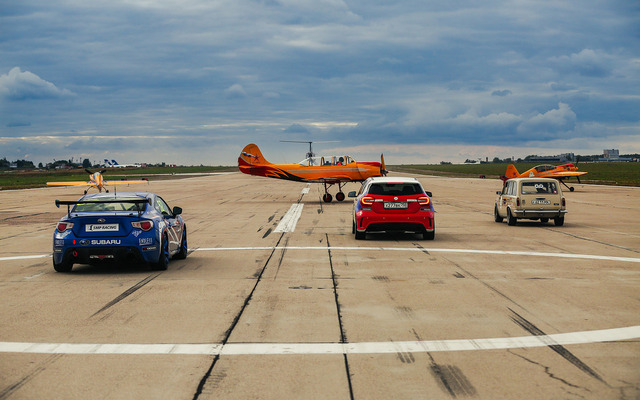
381 154 388 176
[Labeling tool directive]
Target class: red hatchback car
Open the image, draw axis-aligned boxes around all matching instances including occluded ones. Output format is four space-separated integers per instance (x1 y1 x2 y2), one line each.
348 177 435 240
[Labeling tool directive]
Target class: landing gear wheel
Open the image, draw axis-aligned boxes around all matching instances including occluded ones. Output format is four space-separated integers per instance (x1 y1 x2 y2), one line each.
569 187 575 192
507 209 517 226
336 192 345 202
173 227 188 260
494 206 503 223
322 193 333 203
53 257 73 273
152 235 169 270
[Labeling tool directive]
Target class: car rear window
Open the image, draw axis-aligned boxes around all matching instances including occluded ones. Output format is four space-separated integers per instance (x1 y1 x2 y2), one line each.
72 198 147 212
521 182 558 195
367 183 423 196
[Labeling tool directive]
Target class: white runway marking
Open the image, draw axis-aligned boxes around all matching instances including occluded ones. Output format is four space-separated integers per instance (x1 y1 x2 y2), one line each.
193 246 640 264
1 326 638 355
4 247 639 264
274 204 304 232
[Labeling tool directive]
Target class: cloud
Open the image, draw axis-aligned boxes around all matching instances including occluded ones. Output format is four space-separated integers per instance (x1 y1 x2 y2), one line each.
517 103 577 137
550 49 612 78
491 90 511 97
224 83 247 99
0 67 74 101
284 123 309 134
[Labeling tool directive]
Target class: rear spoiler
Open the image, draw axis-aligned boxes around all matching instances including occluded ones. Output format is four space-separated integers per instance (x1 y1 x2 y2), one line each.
55 198 151 217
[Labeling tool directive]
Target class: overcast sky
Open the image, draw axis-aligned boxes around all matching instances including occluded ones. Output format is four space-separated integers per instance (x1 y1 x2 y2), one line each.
1 0 639 166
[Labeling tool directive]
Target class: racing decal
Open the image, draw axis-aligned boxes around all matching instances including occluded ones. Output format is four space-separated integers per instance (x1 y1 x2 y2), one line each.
54 239 65 247
132 230 142 237
90 239 121 245
139 237 153 245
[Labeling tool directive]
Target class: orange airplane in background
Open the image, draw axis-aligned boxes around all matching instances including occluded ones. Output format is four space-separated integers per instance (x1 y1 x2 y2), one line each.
502 163 587 192
238 143 387 202
47 169 148 194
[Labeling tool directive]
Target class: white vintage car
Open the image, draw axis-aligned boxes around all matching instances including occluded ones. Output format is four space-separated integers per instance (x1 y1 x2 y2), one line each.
494 178 567 226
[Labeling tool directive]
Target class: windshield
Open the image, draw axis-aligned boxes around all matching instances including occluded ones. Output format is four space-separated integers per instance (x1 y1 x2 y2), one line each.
72 197 147 212
521 182 558 195
368 183 424 196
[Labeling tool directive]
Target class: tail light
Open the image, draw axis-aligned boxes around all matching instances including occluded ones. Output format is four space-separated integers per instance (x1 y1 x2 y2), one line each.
418 196 431 206
132 220 153 231
360 196 375 206
516 198 520 207
56 222 74 232
562 198 566 207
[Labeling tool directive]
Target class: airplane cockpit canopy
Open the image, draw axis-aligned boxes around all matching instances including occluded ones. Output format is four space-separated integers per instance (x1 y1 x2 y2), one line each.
534 164 556 172
298 156 355 167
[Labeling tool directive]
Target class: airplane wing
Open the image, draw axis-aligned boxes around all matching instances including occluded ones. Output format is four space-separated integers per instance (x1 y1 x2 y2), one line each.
543 171 588 178
46 181 91 187
104 180 149 185
306 176 355 184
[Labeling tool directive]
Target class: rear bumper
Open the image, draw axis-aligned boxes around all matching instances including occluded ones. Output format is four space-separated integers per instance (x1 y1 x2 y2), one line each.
53 246 159 265
356 211 435 233
512 209 567 218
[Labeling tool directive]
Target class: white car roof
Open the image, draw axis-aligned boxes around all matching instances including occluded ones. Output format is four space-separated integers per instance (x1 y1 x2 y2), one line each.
367 176 420 183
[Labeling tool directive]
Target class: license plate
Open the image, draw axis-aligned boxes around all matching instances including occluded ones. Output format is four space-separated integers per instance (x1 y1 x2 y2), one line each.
86 224 119 232
531 200 551 205
384 202 408 209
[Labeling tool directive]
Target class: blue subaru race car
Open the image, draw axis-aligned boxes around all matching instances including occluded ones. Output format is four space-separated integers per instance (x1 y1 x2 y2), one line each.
52 192 187 272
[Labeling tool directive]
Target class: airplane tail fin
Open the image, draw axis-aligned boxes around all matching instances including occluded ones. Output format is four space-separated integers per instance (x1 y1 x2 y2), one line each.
238 144 272 170
505 164 519 179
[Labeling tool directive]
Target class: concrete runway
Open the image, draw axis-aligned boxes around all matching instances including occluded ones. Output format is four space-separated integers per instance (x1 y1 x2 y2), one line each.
0 172 638 399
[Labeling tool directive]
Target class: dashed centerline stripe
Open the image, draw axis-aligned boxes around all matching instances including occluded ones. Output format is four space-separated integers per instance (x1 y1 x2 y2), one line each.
273 204 304 233
1 326 638 355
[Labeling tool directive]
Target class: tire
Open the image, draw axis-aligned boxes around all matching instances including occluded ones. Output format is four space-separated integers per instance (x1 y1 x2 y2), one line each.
494 206 503 223
554 216 564 226
540 218 549 224
53 257 73 273
152 234 169 270
173 226 188 260
355 230 366 240
352 219 356 234
422 230 435 240
507 209 517 226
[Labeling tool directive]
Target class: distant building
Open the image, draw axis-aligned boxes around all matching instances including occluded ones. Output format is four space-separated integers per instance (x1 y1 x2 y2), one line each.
600 149 633 162
526 153 576 163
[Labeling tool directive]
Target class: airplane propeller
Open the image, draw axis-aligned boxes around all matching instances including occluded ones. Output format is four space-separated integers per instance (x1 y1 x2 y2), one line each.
381 154 388 176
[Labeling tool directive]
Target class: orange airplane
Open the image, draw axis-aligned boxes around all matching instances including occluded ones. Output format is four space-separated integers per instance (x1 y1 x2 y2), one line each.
47 169 148 194
238 143 387 202
502 163 587 192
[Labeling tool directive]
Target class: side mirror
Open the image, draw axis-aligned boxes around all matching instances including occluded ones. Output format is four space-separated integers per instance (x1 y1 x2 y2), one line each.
172 206 182 216
425 191 433 197
348 191 357 198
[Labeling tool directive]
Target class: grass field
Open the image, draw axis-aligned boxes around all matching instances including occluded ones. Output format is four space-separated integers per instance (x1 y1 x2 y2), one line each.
0 166 236 190
391 162 640 186
1 162 638 190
